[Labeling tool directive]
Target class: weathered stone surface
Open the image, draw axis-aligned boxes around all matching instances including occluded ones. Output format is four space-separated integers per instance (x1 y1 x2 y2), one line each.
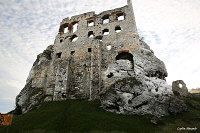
172 80 189 97
168 96 187 115
15 0 187 116
16 46 53 113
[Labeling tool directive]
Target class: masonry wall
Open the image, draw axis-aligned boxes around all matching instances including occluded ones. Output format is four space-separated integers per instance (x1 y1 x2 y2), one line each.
51 0 140 100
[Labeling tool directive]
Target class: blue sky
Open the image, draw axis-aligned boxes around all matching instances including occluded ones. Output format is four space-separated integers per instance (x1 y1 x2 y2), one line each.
0 0 200 113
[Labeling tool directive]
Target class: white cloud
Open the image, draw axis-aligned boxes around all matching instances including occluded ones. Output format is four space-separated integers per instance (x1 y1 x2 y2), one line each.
133 0 200 89
0 0 199 113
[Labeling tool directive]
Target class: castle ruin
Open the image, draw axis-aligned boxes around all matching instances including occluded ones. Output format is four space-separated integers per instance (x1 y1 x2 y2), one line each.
16 0 187 116
51 0 139 100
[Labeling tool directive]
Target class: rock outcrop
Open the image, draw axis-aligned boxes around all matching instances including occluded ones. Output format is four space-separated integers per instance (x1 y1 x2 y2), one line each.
16 45 53 113
172 80 189 97
100 41 187 116
15 40 187 116
15 0 187 116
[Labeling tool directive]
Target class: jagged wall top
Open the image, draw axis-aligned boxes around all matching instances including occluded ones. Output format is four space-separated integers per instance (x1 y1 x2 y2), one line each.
59 0 135 28
54 0 139 58
57 0 137 38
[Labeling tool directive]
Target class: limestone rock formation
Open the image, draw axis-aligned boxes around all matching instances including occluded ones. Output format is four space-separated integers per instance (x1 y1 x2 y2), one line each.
100 41 187 116
172 80 189 97
15 0 187 116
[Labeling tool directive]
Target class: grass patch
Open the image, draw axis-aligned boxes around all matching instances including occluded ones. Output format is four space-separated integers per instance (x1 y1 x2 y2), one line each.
158 97 200 133
0 97 199 133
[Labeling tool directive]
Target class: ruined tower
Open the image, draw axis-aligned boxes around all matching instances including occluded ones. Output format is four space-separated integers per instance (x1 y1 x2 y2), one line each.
53 0 139 100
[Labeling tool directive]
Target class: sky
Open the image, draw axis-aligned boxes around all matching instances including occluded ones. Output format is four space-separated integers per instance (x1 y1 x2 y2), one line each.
0 0 200 113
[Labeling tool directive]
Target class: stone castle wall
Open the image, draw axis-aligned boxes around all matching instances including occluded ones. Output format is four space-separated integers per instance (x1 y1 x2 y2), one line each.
49 0 140 100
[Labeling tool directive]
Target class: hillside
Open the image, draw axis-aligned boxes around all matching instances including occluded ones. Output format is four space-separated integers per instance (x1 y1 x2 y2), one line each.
0 96 200 133
189 88 200 94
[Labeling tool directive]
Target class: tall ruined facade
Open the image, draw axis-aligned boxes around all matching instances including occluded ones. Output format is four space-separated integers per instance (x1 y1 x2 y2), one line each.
16 0 187 116
52 0 138 100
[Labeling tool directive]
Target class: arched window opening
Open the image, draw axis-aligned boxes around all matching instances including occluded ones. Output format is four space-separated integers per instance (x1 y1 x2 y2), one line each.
64 26 69 33
59 23 69 34
115 26 122 33
88 31 94 38
116 52 134 69
88 20 94 26
60 39 63 43
103 29 109 35
102 15 110 24
72 22 78 33
70 35 78 42
116 13 125 21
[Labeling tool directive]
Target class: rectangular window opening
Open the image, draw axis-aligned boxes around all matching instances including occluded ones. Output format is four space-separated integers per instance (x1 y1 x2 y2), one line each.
88 48 92 52
56 52 62 58
88 20 94 27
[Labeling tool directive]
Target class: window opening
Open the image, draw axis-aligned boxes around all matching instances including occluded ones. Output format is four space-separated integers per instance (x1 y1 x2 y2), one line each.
117 13 125 21
56 52 62 58
71 51 75 55
102 15 110 24
88 31 94 38
88 48 92 52
115 26 122 33
70 35 78 42
72 22 78 32
88 20 94 26
106 45 112 50
103 29 109 35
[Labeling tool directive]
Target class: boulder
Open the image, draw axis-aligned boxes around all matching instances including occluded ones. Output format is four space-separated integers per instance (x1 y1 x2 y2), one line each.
172 80 189 97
